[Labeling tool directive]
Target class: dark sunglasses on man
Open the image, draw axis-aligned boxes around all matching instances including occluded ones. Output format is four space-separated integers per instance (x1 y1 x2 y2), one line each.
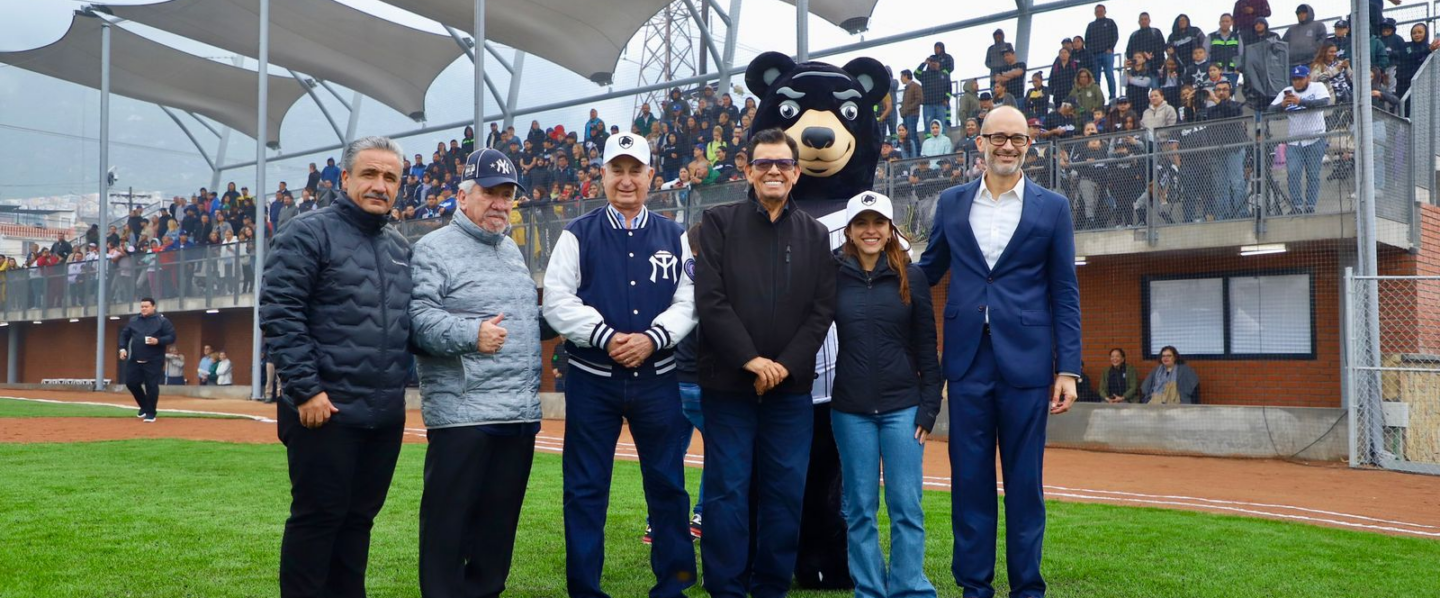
750 158 798 172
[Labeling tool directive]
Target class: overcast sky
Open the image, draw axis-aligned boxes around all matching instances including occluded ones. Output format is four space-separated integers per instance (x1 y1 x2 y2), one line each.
0 0 1362 202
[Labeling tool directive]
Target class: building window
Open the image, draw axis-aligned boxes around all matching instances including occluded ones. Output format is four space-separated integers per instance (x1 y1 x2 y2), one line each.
1143 271 1315 360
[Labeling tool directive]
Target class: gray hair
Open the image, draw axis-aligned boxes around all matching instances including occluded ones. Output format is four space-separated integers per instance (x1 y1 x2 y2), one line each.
340 135 404 173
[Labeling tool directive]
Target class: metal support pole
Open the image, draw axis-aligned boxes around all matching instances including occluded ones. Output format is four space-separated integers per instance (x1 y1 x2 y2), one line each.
474 0 486 135
1353 0 1386 465
95 16 111 392
717 0 743 93
502 50 525 130
705 0 731 26
682 0 724 73
796 0 809 61
483 42 515 74
1344 267 1359 465
161 107 216 171
252 0 269 400
344 92 363 146
318 80 353 110
185 112 222 138
1014 0 1034 66
444 25 476 60
289 71 346 143
211 124 232 192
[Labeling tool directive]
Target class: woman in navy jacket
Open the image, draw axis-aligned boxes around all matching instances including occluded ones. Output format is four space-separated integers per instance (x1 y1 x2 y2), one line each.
831 191 942 598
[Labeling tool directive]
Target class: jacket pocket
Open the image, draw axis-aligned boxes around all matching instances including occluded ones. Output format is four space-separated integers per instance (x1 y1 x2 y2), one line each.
1020 309 1051 326
944 305 960 320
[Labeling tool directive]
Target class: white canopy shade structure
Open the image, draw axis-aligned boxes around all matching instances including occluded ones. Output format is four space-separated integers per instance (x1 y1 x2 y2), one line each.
384 0 676 85
107 0 465 121
0 12 303 146
781 0 880 33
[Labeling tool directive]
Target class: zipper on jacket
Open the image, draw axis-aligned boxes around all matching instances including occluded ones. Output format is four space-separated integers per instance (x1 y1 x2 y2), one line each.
371 235 390 374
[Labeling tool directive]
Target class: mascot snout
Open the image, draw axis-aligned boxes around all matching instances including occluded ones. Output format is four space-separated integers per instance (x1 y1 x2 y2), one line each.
787 110 855 177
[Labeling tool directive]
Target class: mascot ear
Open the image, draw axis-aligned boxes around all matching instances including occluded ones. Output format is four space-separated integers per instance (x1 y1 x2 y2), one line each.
746 51 797 99
842 57 890 108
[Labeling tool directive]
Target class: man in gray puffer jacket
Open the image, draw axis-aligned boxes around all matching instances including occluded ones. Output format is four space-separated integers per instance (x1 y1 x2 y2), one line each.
409 148 552 598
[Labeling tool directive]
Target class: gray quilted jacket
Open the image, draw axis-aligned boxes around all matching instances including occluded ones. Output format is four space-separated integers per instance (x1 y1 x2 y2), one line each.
409 213 543 429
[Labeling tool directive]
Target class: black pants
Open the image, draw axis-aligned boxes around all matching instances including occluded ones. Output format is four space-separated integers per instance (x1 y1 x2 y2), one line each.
125 359 163 417
795 403 852 590
277 403 403 598
419 426 536 598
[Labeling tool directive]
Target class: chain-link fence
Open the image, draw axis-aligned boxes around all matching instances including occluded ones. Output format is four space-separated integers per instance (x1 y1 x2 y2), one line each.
1346 273 1440 475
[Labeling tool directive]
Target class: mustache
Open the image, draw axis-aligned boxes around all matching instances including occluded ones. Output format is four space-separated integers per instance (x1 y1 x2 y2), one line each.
362 192 390 202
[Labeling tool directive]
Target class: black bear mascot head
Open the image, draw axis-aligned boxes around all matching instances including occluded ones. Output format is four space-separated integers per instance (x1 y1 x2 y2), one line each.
745 51 889 213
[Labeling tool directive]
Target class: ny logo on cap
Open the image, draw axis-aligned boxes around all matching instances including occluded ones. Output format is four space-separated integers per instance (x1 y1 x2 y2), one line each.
861 194 877 206
619 136 634 149
493 159 512 175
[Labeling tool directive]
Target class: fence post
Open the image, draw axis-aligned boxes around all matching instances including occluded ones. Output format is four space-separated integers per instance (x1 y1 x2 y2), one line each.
1145 128 1157 246
1344 267 1359 467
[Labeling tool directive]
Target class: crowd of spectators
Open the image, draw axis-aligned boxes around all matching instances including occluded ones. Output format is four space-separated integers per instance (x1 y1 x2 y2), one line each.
4 1 1436 311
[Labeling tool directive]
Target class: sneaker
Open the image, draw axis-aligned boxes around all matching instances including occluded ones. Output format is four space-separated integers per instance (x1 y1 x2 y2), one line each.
689 514 703 539
143 416 156 423
137 410 145 418
642 525 653 545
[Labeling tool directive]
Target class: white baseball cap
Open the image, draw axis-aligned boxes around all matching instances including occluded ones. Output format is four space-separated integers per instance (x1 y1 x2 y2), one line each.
845 191 894 224
603 132 651 167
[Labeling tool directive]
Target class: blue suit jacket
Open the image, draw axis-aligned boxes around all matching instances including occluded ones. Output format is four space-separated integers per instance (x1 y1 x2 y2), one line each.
918 177 1082 389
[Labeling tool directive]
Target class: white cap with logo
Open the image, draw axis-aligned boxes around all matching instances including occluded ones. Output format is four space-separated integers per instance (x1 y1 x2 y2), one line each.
603 132 651 167
845 191 895 224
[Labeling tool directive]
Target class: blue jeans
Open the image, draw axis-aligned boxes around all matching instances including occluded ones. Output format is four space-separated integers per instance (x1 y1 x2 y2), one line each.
680 382 705 517
832 407 936 598
1214 149 1250 220
1094 53 1116 99
700 390 814 598
922 103 948 134
1286 140 1327 214
563 370 695 598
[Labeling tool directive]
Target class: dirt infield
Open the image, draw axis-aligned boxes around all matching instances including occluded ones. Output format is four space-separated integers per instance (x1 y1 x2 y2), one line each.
3 389 1439 539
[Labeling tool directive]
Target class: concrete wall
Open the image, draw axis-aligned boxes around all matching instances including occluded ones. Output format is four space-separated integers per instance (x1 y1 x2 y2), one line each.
1042 402 1348 461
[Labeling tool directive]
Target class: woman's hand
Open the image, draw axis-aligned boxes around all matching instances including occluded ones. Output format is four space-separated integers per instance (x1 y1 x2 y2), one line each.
914 426 929 445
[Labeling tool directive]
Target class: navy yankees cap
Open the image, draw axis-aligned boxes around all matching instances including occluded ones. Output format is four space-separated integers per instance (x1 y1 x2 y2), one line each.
462 148 526 193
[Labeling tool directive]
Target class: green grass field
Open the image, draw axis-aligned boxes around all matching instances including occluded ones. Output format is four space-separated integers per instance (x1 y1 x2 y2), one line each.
0 398 1437 597
0 397 242 419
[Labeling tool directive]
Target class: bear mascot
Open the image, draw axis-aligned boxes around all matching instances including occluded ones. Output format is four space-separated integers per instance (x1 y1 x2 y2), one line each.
744 50 890 590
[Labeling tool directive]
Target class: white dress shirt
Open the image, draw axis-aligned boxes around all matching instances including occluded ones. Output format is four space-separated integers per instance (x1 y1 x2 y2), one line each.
969 175 1025 271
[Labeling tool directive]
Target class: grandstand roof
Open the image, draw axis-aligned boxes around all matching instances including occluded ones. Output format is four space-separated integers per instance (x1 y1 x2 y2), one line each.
0 13 304 146
779 0 879 33
106 0 464 121
383 0 674 85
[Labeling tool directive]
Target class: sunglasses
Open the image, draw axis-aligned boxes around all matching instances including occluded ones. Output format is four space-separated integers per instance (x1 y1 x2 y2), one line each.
750 158 798 172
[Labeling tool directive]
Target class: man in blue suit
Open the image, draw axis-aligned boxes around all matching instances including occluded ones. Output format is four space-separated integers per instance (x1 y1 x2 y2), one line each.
918 106 1082 598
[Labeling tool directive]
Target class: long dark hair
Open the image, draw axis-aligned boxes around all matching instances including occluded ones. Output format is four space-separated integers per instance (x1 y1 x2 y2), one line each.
841 216 911 305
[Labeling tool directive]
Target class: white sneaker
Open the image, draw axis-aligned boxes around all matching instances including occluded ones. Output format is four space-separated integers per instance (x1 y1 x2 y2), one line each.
143 416 156 423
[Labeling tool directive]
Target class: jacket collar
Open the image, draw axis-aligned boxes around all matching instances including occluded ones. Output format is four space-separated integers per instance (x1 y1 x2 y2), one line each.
836 250 896 279
605 204 650 230
333 191 390 234
746 188 794 222
451 209 507 246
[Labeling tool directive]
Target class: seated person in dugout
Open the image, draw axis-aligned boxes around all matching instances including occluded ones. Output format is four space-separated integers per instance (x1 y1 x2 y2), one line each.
1140 345 1200 404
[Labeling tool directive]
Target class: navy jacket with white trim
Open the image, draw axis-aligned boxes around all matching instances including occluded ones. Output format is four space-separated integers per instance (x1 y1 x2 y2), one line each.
542 204 696 379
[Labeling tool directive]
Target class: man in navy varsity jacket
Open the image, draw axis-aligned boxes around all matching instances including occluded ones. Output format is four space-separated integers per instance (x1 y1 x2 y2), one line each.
542 132 698 598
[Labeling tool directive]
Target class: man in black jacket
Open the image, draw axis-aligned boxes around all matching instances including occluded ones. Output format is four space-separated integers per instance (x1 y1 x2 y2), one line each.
1085 4 1120 99
1126 12 1167 70
695 128 837 598
260 135 413 598
118 297 176 422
